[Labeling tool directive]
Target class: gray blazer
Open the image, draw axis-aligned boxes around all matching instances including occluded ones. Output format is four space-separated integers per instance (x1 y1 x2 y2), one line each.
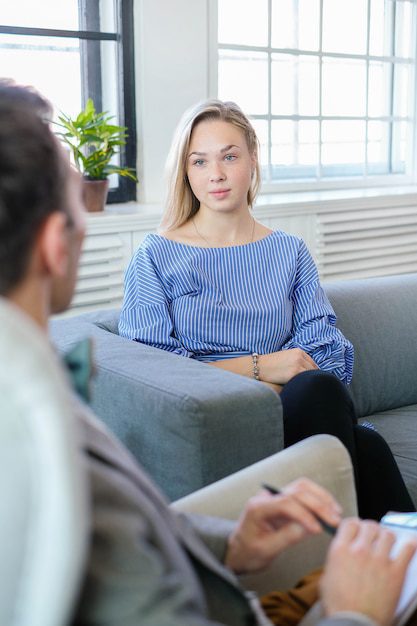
72 400 372 626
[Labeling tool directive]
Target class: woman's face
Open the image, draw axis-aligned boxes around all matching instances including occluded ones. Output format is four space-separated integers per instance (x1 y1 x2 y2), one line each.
186 119 255 216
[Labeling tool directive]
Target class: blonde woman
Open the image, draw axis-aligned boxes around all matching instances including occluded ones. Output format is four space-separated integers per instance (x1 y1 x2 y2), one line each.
119 100 414 520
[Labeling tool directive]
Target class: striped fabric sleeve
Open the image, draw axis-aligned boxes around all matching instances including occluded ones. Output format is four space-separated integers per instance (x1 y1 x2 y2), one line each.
281 241 354 384
118 245 194 357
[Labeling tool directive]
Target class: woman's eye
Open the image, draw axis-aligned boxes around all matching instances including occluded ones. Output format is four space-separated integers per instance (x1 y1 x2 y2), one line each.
225 154 237 161
194 159 205 166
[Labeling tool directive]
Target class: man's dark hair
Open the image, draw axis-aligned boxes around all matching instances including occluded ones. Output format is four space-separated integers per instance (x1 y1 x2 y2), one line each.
0 80 68 294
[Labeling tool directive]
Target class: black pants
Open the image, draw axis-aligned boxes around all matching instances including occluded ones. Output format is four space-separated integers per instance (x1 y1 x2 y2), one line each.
281 370 415 520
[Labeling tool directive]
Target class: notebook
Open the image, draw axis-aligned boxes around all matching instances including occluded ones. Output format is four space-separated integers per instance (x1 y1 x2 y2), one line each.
381 512 417 626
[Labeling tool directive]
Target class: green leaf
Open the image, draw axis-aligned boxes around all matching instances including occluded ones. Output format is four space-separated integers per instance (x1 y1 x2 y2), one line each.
52 98 137 182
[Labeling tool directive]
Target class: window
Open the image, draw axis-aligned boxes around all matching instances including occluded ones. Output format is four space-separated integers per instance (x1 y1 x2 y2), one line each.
216 0 416 190
0 0 136 203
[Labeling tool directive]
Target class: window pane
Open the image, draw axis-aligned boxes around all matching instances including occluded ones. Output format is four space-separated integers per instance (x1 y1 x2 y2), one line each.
217 0 415 185
100 40 119 118
298 120 320 165
368 61 392 118
0 0 116 32
392 120 408 173
218 0 268 47
271 120 295 166
271 54 319 116
218 49 268 115
0 34 121 189
271 0 320 50
0 0 79 30
322 58 367 117
395 0 415 58
0 33 82 116
99 40 121 190
393 63 412 118
271 120 319 179
322 120 366 175
322 0 367 54
0 33 121 119
367 121 389 174
98 0 117 32
369 0 393 57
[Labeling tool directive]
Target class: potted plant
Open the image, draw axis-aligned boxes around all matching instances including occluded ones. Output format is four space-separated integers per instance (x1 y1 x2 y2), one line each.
55 98 136 212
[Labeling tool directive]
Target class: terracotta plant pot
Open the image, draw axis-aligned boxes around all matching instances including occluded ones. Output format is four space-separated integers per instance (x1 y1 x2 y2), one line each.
82 178 109 212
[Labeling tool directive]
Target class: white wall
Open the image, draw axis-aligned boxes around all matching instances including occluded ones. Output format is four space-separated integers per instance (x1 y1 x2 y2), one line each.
134 0 211 203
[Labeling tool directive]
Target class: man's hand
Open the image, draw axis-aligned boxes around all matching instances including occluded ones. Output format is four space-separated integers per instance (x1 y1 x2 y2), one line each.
225 478 342 575
320 518 417 626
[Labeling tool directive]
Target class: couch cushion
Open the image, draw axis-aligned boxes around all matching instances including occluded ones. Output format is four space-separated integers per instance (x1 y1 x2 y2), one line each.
72 308 120 334
325 274 417 417
359 404 417 506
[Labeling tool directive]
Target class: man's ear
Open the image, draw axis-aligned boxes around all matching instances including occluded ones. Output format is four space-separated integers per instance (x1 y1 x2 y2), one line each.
37 212 69 278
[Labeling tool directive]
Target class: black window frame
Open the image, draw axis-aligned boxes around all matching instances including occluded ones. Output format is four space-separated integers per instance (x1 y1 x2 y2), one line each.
0 0 137 203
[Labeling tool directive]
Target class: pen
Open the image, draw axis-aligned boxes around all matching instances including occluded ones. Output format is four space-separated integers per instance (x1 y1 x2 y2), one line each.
261 482 338 536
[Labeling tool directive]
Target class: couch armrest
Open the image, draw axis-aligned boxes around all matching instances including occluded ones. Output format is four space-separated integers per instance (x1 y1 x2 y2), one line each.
50 313 283 501
173 435 356 594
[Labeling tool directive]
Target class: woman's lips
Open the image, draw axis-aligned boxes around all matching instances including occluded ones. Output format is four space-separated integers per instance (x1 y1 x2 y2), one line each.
209 189 231 199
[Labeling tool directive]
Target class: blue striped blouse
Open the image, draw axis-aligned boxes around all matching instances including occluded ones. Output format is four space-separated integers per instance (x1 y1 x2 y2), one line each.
119 231 354 384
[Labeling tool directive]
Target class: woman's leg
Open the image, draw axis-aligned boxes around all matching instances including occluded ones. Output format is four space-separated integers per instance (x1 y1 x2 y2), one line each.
281 370 359 478
280 370 415 519
353 424 414 519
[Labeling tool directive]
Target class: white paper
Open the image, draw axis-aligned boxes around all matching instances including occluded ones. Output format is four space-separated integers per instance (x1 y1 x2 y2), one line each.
385 526 417 626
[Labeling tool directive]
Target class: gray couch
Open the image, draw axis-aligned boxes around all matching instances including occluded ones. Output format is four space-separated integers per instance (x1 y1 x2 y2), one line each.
50 272 417 503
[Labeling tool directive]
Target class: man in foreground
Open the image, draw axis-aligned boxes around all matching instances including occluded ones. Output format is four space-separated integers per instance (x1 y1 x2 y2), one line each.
0 80 415 626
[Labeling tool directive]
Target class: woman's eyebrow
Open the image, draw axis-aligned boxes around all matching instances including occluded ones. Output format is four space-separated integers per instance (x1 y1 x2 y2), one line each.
188 144 241 158
220 144 240 153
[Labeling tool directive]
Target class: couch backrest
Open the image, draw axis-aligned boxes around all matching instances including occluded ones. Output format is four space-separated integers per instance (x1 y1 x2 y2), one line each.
324 273 417 418
61 274 417 420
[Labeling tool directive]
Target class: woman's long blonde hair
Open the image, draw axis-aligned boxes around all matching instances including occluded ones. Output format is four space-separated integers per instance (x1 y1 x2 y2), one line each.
161 100 261 231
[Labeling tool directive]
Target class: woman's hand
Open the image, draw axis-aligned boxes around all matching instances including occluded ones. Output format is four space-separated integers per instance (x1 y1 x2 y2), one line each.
209 348 317 386
321 518 417 626
262 381 283 395
261 348 318 385
225 478 342 575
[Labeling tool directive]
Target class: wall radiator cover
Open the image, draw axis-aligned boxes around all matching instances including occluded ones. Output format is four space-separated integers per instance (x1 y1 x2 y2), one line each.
317 204 417 281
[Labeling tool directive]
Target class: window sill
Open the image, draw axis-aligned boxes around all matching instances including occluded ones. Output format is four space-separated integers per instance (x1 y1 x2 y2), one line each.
94 184 417 223
254 184 417 217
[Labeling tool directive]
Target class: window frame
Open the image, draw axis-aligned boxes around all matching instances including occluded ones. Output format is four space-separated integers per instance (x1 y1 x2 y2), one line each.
210 0 417 194
0 0 136 203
